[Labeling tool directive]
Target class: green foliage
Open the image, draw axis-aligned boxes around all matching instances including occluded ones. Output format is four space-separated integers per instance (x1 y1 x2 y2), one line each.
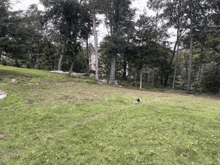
42 0 91 58
0 0 9 39
0 3 54 70
99 39 112 78
75 48 90 73
58 49 89 72
97 0 135 84
0 0 219 95
200 64 220 94
1 59 9 66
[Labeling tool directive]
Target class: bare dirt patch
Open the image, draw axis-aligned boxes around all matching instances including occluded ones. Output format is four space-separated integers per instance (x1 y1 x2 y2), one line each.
0 134 5 139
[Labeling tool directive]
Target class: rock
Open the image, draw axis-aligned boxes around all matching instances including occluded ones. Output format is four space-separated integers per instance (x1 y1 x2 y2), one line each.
97 79 107 84
62 72 69 74
50 70 64 73
0 94 7 100
75 73 85 78
119 85 122 88
71 72 76 76
89 73 95 77
12 79 16 82
100 79 107 84
113 80 119 87
0 90 7 100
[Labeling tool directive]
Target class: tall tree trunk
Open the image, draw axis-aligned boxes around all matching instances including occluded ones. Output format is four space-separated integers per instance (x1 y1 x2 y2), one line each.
164 34 179 86
183 52 188 79
68 60 75 77
108 0 120 85
172 66 177 89
172 42 180 89
197 65 202 85
195 65 202 91
50 56 52 70
164 0 183 87
109 54 116 85
164 39 179 87
140 68 143 89
0 49 2 63
86 38 89 73
187 37 193 92
187 0 194 93
30 54 33 68
135 70 137 87
163 75 165 87
92 8 99 81
126 62 129 76
164 74 168 87
160 74 163 86
58 55 63 71
123 60 127 80
152 68 155 86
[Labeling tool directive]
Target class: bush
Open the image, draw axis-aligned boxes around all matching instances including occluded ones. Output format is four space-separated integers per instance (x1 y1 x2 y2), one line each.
14 60 22 67
1 59 15 66
26 63 31 68
200 66 220 94
1 59 8 66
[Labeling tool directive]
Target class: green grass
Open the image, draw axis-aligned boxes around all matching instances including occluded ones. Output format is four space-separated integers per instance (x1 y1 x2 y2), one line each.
0 65 219 165
0 65 74 83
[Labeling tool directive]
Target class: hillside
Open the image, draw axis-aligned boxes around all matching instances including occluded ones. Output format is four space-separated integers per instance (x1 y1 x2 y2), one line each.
0 65 219 164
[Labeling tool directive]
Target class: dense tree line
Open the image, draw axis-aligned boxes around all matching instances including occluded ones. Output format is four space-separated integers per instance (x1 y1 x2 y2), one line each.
0 0 219 94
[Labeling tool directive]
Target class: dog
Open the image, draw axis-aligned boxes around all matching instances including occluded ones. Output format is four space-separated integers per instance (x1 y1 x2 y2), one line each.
134 98 142 103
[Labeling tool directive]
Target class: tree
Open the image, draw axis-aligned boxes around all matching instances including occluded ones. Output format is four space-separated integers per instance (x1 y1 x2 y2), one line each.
114 6 136 81
134 15 154 89
41 0 92 76
0 3 47 68
147 0 179 87
0 0 9 62
92 4 99 81
180 0 208 92
148 0 213 91
98 0 134 85
161 0 186 88
133 13 172 88
206 0 220 29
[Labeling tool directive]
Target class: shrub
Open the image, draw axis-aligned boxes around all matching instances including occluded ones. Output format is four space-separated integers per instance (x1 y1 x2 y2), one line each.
200 66 220 94
1 59 8 66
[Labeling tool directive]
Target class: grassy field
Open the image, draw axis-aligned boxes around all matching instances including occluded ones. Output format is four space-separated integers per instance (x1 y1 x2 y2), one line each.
0 65 219 165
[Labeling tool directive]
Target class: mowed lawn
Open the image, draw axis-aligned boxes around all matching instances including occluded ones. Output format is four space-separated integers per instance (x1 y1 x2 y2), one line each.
0 65 219 165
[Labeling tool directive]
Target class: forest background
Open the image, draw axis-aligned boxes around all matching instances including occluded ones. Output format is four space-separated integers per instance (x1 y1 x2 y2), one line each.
0 0 219 94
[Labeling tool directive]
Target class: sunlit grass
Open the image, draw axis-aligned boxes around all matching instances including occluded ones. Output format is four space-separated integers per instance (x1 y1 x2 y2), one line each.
0 65 73 83
0 65 219 164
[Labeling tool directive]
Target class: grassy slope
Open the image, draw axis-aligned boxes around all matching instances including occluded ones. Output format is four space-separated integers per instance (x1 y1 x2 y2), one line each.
0 65 219 165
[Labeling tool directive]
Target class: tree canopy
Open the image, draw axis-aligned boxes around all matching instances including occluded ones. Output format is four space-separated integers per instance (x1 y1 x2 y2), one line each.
0 0 219 94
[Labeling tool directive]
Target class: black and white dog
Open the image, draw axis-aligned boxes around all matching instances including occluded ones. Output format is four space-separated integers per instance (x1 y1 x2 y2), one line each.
134 98 142 103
